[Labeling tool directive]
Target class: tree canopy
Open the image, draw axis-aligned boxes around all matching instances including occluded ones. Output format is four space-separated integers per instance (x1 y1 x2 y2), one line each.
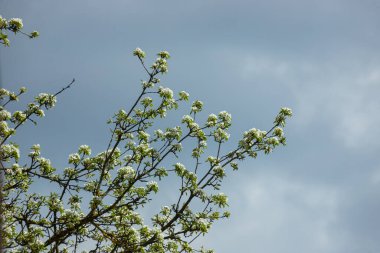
0 16 292 253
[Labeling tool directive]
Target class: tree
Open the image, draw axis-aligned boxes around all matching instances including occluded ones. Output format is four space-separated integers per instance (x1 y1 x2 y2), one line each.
0 16 292 253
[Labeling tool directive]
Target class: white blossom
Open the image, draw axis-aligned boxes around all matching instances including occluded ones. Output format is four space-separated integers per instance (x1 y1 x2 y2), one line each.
133 47 146 58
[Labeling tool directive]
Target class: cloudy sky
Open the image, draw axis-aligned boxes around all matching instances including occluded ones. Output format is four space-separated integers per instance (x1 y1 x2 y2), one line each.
1 0 380 252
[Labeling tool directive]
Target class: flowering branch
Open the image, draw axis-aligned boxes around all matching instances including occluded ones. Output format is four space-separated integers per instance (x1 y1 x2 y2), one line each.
0 47 292 253
0 16 39 46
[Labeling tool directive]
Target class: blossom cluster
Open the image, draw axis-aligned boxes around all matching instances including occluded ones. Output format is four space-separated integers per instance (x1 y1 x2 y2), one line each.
0 15 39 46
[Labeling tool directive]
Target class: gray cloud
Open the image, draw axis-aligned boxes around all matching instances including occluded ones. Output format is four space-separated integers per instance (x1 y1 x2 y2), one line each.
1 0 380 252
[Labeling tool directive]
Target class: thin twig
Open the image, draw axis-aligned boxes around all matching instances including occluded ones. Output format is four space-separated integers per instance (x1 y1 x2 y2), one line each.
53 78 76 97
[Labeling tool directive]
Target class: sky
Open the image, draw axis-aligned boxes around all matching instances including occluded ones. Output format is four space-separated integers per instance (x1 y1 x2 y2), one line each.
1 0 380 252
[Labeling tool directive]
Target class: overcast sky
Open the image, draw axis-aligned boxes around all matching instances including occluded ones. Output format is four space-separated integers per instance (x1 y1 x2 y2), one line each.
1 0 380 252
